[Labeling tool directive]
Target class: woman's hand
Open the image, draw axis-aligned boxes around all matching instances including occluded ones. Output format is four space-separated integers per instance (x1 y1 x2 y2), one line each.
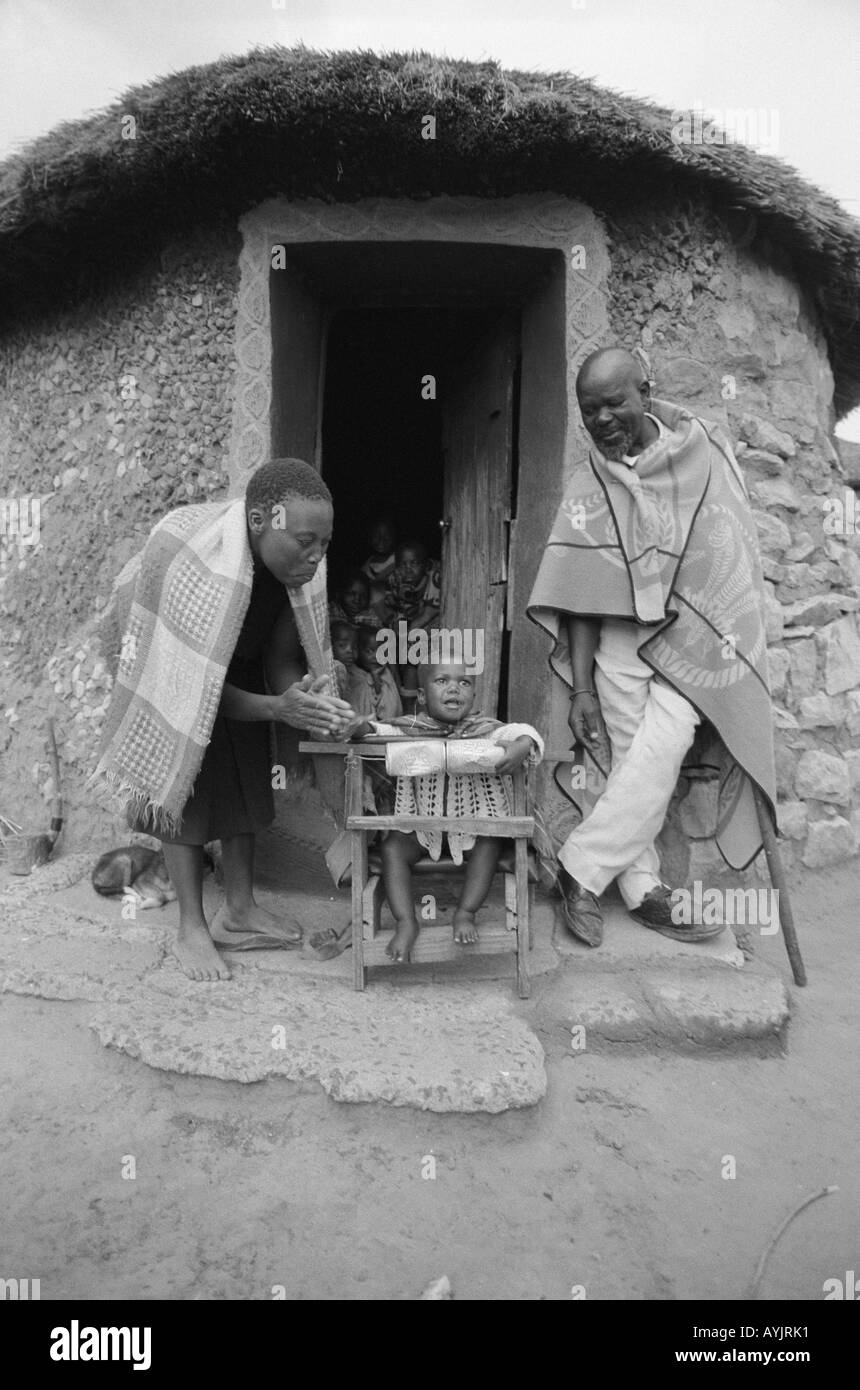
568 691 611 770
270 675 354 738
495 735 534 775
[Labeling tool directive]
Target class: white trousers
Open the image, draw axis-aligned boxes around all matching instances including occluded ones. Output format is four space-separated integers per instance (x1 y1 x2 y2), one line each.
559 619 700 909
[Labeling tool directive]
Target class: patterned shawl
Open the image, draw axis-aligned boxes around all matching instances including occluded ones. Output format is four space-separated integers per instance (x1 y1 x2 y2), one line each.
527 399 775 870
90 496 335 835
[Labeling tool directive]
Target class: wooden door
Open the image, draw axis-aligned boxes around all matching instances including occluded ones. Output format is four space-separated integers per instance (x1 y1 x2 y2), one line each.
440 316 518 716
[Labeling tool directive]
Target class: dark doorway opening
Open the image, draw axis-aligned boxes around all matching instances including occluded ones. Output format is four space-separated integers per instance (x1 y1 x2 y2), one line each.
322 306 501 575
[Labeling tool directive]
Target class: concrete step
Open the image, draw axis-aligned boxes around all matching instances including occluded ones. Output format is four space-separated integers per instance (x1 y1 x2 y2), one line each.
532 899 791 1052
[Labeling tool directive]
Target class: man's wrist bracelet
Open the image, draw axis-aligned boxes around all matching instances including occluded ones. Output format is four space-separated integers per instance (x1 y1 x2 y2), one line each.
570 688 596 698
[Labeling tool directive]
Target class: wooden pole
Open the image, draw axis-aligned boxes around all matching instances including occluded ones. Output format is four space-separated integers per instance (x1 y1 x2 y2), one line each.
753 786 807 987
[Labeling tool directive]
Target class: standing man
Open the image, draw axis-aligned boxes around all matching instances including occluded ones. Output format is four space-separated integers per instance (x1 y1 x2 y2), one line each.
92 457 353 980
528 348 776 946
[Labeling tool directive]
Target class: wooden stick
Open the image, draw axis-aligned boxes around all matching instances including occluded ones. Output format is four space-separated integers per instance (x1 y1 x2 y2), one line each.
753 786 807 987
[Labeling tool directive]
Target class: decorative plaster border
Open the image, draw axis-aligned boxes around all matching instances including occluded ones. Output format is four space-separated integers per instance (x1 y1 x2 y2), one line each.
229 194 610 490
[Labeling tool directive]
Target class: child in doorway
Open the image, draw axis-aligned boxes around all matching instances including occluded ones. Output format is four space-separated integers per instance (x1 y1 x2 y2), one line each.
330 619 359 700
381 539 442 697
350 662 543 962
347 625 403 721
361 515 397 607
329 568 384 629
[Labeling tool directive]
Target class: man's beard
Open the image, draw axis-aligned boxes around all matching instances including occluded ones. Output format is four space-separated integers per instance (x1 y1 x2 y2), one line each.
593 427 633 462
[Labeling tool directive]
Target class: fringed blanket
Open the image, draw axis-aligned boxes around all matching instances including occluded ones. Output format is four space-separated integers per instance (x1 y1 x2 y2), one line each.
527 398 776 870
90 496 335 835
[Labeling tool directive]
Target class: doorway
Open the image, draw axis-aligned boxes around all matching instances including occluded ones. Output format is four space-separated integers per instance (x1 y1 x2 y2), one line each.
321 305 521 716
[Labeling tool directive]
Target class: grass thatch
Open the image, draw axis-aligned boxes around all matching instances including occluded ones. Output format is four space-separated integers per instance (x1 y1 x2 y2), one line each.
2 47 860 412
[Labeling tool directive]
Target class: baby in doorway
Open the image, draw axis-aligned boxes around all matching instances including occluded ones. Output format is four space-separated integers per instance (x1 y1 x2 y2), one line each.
350 662 543 962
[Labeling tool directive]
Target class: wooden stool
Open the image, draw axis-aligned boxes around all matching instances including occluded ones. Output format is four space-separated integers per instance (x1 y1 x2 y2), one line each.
343 746 536 998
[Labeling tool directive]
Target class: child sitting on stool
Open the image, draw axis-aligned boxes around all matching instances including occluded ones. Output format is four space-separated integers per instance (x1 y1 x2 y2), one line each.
349 662 543 963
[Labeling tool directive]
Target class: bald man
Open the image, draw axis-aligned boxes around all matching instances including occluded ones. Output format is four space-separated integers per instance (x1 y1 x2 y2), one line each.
528 347 775 947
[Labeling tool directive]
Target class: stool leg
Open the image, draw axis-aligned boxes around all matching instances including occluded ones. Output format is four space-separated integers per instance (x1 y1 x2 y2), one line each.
352 829 367 990
515 838 530 999
346 751 367 991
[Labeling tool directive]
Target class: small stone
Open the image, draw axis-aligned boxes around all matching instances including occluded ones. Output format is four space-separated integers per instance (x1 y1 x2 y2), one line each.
191 293 204 307
776 799 808 840
772 706 799 730
794 749 850 805
782 594 860 627
798 693 839 728
837 439 860 487
843 749 860 793
763 584 784 643
751 478 803 511
742 449 784 476
783 531 817 562
767 647 789 697
754 511 791 553
821 614 860 694
740 415 796 458
837 548 860 589
801 817 858 868
787 638 817 696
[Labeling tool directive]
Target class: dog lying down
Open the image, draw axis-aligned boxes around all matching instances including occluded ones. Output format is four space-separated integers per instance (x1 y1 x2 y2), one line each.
91 845 217 909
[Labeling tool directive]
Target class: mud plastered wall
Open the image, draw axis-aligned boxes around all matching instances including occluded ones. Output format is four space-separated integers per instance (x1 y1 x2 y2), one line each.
0 223 240 849
603 198 860 880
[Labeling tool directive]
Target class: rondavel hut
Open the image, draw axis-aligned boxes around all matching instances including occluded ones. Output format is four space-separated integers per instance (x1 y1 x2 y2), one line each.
2 48 860 887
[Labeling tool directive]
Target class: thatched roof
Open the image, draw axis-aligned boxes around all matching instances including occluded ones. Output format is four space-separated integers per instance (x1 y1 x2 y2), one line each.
2 47 860 412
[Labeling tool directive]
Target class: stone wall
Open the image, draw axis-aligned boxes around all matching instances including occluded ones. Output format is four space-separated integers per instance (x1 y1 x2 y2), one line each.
605 197 860 876
0 223 240 849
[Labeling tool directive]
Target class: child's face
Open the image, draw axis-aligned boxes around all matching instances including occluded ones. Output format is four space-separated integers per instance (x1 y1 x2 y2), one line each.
332 628 358 666
420 666 476 723
357 631 382 673
341 579 370 617
396 548 427 585
369 521 394 557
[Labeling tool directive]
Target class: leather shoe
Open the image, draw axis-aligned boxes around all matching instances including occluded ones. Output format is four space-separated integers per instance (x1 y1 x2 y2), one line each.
629 884 676 930
557 866 603 947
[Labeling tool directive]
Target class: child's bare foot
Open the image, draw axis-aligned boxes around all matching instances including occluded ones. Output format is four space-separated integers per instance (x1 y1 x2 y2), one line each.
212 901 302 944
386 917 419 962
172 921 232 981
453 909 479 945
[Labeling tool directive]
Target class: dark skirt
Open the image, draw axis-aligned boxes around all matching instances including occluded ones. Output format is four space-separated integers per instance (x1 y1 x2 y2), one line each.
131 716 275 846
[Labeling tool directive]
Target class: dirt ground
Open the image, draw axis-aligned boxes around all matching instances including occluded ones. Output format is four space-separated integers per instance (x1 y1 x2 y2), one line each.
0 859 857 1302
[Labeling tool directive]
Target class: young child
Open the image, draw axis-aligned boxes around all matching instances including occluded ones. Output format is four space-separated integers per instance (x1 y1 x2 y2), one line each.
329 568 384 629
382 540 442 694
330 619 359 700
351 662 543 962
347 625 403 720
382 540 441 630
361 515 397 600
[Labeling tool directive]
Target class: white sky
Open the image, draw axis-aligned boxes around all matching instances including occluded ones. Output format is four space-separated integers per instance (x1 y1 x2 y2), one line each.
2 0 859 432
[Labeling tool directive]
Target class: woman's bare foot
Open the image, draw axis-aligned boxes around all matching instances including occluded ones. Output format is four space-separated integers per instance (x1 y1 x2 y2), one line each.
453 909 479 945
386 917 419 962
171 920 231 981
212 901 302 944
